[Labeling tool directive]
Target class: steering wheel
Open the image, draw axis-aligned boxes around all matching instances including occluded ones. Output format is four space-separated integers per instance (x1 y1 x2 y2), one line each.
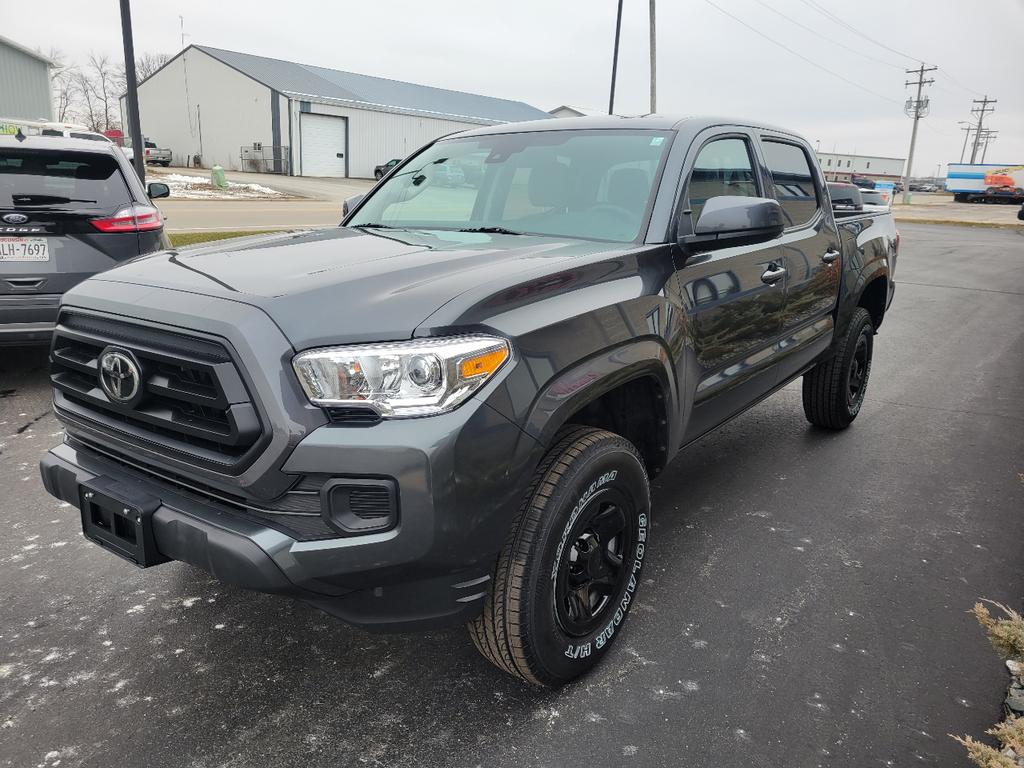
589 203 637 227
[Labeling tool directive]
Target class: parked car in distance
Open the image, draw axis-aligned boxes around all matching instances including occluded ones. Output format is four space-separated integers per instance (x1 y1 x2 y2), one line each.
827 182 863 212
40 116 897 686
858 188 889 211
373 158 402 180
1 134 170 344
121 138 172 167
850 175 875 189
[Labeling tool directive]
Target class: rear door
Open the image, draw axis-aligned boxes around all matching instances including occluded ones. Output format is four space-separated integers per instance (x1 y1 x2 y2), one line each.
756 135 840 380
0 148 140 297
676 131 787 443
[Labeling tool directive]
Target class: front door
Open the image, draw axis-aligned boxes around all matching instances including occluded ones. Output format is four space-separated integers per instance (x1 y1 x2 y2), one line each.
757 136 840 380
676 133 786 443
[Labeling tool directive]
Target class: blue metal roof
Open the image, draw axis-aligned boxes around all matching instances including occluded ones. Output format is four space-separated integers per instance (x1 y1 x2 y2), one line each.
194 46 550 125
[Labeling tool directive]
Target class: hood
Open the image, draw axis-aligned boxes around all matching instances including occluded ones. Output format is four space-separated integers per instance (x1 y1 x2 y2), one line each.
88 227 616 349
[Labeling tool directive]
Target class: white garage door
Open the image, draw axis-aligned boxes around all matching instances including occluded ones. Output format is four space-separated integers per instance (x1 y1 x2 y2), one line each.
300 113 347 177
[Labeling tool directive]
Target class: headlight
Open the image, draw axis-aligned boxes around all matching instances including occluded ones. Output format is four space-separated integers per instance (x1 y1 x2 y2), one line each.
292 335 511 417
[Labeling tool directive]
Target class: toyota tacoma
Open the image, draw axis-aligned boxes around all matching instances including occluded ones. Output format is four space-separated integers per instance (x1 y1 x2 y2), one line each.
40 116 897 685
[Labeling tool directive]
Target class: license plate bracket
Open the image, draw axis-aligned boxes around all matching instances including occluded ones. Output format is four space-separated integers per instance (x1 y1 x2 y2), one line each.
79 477 169 568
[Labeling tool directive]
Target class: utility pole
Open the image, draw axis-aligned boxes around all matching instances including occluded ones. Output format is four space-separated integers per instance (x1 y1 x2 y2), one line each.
119 0 145 181
649 0 657 113
979 129 999 163
969 95 996 163
900 63 936 204
958 122 973 164
609 0 624 115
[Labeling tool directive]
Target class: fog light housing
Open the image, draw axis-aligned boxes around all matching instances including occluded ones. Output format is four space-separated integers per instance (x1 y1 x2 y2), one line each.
320 478 398 535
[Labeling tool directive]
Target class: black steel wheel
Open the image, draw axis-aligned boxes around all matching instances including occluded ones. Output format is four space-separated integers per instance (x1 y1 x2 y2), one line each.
469 426 650 686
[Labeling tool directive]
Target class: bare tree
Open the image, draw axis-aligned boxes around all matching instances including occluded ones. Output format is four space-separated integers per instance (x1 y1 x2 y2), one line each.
136 53 170 82
84 53 120 131
47 48 79 122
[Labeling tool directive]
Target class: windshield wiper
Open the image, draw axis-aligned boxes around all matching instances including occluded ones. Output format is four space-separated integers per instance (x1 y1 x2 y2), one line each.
12 194 98 206
352 223 395 229
457 226 525 236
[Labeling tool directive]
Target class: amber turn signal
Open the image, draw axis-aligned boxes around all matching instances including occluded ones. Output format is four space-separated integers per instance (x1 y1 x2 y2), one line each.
460 346 509 379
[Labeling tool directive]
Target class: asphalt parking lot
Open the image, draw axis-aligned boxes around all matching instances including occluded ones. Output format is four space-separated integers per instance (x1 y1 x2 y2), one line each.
1 223 1022 768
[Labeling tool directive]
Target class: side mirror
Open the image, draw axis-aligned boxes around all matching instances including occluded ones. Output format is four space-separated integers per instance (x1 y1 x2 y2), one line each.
342 194 364 218
682 196 784 250
147 182 170 199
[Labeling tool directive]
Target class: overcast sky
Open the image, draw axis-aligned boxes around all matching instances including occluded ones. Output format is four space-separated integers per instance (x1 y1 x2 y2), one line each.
8 0 1021 175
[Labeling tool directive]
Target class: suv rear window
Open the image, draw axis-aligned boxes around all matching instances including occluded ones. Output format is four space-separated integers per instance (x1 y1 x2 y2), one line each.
0 150 132 210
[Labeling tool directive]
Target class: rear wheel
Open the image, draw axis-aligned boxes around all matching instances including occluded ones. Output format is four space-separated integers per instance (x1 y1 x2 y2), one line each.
802 307 874 429
374 170 383 180
469 426 650 686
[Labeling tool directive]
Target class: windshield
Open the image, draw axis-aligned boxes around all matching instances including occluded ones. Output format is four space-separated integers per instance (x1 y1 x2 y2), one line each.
348 129 673 243
0 150 131 209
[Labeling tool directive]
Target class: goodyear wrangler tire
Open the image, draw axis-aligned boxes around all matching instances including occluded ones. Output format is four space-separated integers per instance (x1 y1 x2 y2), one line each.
469 426 650 686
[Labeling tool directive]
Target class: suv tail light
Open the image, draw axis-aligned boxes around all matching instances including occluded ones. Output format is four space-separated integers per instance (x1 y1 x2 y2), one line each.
145 148 151 156
91 204 163 233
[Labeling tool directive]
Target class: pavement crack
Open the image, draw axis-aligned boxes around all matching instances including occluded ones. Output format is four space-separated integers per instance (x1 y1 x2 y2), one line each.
897 280 1024 297
874 398 1024 423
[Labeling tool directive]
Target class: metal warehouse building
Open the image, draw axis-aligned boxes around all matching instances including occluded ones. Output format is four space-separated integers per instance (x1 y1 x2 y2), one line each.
0 35 53 121
122 45 550 178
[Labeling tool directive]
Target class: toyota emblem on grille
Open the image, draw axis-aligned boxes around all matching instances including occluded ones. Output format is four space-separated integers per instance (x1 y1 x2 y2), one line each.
2 213 29 224
98 349 142 404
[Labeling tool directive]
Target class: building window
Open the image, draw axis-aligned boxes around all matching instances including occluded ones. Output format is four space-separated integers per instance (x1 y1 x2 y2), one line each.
846 160 851 167
827 158 832 166
866 161 871 169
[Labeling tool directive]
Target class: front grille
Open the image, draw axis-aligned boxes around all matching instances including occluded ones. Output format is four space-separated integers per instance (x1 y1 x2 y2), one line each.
51 311 264 473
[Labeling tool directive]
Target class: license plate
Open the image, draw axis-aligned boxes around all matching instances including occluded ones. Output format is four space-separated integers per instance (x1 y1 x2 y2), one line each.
0 236 49 261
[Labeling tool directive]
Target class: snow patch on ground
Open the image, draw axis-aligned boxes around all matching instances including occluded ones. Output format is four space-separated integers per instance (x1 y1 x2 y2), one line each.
159 173 284 200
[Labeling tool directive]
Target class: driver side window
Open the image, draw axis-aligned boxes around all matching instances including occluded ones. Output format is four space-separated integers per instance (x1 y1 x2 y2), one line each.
687 137 758 222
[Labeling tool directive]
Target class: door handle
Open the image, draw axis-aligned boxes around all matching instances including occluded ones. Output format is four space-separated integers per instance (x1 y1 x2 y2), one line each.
761 264 787 285
822 249 840 264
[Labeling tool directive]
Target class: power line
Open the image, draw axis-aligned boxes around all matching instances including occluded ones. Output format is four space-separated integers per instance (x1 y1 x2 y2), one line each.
749 0 904 70
703 0 901 106
794 0 984 98
795 0 922 63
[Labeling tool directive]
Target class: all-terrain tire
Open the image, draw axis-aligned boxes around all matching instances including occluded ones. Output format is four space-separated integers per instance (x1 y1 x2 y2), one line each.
468 426 650 686
802 307 874 429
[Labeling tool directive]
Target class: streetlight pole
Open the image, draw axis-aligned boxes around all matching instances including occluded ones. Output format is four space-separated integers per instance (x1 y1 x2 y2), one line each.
119 0 145 181
609 0 624 115
649 0 657 113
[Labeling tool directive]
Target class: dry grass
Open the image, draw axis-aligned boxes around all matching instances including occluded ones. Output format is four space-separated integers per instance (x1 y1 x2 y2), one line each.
952 601 1024 767
972 601 1024 659
952 718 1024 768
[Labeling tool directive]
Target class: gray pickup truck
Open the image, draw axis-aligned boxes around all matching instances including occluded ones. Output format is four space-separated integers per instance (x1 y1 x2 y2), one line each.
40 116 897 686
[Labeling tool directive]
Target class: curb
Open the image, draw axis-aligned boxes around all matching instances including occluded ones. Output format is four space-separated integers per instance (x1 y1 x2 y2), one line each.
893 217 1024 230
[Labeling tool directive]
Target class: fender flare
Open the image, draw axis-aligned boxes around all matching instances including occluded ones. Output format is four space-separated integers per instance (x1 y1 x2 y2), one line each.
521 337 681 458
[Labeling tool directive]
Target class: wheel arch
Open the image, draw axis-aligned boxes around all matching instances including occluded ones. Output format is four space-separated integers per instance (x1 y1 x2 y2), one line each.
520 339 680 478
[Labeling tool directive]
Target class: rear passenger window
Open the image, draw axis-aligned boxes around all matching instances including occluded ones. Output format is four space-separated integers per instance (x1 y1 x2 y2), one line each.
762 140 819 226
687 137 758 221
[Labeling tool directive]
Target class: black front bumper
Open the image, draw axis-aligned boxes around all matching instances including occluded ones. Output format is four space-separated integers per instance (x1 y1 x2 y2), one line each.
40 441 500 631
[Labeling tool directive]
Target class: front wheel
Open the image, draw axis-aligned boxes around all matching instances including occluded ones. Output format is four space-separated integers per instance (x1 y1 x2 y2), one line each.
469 426 650 686
374 171 383 180
802 307 874 429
